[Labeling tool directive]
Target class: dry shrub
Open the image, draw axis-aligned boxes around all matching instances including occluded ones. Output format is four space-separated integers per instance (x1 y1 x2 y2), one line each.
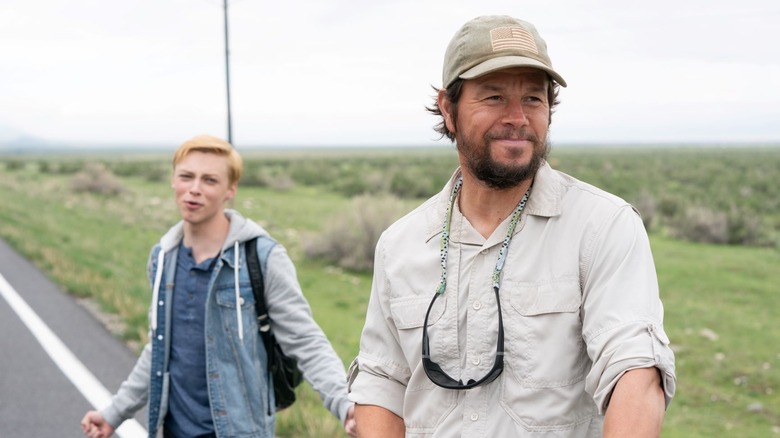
671 206 729 244
633 190 657 231
265 174 295 192
668 204 768 246
242 168 296 192
71 162 125 195
5 159 26 171
304 194 409 271
725 205 765 245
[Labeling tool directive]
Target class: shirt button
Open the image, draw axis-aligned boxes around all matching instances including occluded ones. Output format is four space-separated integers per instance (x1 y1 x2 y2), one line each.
157 334 163 341
239 297 245 305
473 301 482 310
158 300 164 306
480 249 489 255
470 413 479 421
472 357 481 365
156 371 162 377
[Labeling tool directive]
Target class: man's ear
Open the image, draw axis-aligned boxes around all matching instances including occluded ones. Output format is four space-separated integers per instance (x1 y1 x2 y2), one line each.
225 184 237 202
438 89 456 134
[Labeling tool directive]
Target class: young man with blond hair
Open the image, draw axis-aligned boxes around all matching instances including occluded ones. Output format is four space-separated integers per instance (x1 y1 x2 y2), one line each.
82 135 356 438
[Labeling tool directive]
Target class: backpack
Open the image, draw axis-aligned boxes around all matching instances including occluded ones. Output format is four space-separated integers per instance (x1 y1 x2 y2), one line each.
245 237 304 410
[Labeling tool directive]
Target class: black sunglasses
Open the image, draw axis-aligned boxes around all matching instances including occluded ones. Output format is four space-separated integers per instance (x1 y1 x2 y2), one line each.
421 285 505 390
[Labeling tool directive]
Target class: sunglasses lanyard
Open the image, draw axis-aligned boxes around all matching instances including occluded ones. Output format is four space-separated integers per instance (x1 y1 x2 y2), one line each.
435 175 531 297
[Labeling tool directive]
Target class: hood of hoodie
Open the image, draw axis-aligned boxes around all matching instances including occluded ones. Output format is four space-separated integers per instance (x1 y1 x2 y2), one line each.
157 209 269 254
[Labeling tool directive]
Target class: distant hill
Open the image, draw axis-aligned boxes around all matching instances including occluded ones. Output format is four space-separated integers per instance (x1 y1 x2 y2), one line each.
0 136 58 152
0 136 175 155
0 122 60 153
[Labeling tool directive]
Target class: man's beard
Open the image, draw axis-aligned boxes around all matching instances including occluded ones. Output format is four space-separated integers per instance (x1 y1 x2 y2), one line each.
456 128 550 189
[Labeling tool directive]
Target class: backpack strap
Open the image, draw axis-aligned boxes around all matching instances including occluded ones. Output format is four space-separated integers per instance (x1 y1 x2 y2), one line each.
245 237 274 349
246 238 271 333
245 236 303 412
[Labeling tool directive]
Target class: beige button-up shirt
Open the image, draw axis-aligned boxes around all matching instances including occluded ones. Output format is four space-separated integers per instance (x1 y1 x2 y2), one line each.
349 162 676 437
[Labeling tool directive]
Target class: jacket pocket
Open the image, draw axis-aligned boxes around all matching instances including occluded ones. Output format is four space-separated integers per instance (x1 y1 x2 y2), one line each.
214 283 256 308
215 283 258 336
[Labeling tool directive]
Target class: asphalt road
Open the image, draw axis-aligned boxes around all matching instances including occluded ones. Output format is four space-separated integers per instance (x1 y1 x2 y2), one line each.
0 238 147 438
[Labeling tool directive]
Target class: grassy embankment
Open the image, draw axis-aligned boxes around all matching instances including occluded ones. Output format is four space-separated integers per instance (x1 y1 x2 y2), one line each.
0 146 778 437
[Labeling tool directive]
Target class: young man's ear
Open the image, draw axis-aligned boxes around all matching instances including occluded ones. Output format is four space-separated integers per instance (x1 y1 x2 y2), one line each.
226 184 237 202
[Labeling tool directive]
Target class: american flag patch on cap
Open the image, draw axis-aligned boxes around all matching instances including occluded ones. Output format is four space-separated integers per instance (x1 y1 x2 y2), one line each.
490 27 538 54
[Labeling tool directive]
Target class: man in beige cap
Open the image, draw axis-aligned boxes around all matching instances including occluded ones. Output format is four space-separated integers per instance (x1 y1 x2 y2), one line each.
348 15 676 437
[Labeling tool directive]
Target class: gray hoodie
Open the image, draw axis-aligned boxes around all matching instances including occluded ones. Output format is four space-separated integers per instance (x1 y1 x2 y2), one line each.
102 209 351 436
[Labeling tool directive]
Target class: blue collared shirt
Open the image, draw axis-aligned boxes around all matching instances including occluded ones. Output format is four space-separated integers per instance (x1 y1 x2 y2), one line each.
164 243 216 438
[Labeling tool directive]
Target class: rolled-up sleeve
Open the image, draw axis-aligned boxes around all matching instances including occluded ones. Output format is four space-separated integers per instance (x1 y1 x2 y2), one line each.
581 206 677 413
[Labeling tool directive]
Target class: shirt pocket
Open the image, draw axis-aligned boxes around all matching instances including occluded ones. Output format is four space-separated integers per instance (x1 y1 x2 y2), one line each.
389 294 446 373
390 295 445 329
500 278 597 430
389 295 458 432
504 277 588 387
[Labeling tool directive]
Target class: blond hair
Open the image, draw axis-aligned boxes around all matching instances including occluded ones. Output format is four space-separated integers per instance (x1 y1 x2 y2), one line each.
173 134 243 186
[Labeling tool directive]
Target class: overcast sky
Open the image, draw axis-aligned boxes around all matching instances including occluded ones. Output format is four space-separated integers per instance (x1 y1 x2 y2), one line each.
1 0 779 148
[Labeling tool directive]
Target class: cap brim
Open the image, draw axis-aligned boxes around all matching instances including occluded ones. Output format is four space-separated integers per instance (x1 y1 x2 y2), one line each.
460 56 567 87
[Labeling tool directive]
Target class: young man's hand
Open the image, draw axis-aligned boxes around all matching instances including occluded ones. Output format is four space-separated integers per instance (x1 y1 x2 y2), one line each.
345 404 358 437
80 410 115 438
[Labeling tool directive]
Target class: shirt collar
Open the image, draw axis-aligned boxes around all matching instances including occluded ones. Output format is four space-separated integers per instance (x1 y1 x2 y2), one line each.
424 161 563 243
523 161 563 218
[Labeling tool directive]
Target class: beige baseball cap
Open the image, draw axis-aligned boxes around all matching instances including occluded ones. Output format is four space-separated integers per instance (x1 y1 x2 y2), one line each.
442 15 567 89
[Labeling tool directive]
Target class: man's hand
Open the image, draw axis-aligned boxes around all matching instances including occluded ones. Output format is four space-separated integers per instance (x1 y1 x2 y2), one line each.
80 410 115 438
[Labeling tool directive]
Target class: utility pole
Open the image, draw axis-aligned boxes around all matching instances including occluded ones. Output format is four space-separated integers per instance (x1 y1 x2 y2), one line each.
223 0 233 145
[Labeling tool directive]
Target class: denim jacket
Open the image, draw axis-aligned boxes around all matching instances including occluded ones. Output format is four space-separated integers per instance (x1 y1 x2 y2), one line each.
101 210 351 438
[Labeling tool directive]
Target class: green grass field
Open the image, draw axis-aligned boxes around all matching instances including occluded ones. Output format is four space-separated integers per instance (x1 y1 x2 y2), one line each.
1 146 778 437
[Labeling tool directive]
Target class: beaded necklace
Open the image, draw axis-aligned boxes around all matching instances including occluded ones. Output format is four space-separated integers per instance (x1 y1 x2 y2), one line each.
421 174 531 389
434 175 531 296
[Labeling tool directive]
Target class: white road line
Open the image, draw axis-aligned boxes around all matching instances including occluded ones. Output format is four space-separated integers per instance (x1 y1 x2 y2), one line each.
0 273 146 438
